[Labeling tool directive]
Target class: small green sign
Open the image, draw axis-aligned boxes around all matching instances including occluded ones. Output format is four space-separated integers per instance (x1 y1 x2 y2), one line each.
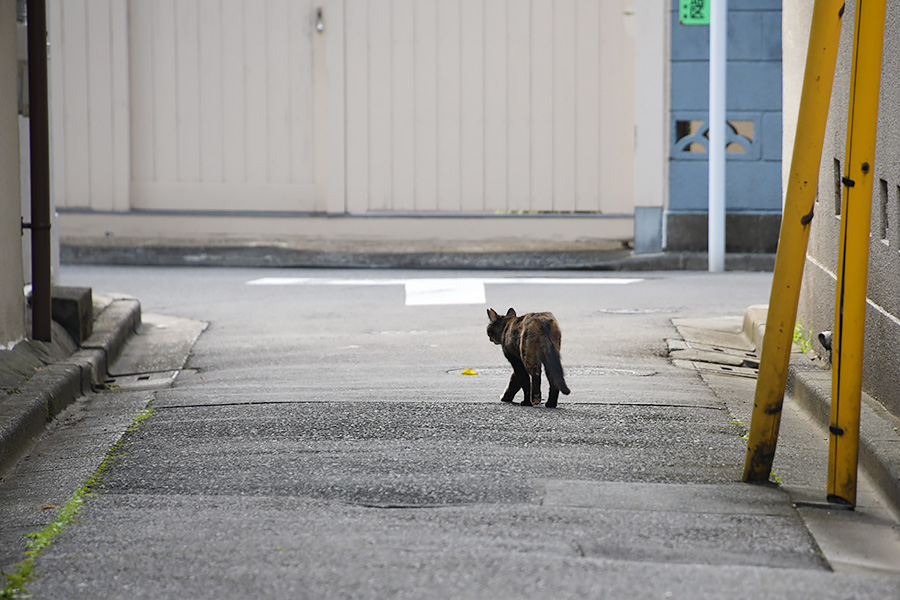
680 0 710 25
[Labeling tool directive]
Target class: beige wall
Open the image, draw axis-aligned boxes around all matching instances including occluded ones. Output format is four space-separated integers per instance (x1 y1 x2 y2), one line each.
344 0 634 215
632 0 667 212
48 0 130 211
781 0 812 197
50 0 643 244
1 1 25 347
631 0 667 252
128 0 320 212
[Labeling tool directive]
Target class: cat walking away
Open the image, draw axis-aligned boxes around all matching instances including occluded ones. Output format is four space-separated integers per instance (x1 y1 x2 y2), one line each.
486 308 571 407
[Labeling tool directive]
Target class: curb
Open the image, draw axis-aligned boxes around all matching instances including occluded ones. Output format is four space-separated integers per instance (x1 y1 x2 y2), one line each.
787 357 900 513
748 307 900 514
61 244 777 272
0 296 141 477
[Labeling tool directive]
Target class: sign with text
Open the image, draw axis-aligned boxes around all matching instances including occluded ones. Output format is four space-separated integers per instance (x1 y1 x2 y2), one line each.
680 0 710 25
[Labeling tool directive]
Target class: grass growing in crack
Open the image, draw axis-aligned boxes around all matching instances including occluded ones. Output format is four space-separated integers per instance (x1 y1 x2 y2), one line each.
127 407 155 431
1 484 90 598
728 413 750 440
793 321 814 354
0 407 155 598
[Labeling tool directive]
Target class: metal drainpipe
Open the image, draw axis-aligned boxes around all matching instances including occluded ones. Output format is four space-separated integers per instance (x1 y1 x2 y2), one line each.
25 0 51 342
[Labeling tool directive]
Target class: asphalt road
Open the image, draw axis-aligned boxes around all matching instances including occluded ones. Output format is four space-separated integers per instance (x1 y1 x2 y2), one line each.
5 266 900 598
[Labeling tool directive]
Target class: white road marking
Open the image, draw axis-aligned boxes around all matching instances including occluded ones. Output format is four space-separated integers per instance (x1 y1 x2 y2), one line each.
404 279 487 306
246 276 643 306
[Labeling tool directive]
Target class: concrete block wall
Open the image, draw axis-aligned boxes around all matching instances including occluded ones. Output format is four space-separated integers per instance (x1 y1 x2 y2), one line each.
791 0 900 419
667 0 783 252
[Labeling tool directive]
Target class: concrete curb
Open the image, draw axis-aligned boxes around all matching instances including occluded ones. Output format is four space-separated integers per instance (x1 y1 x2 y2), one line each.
747 307 900 513
787 357 900 513
61 244 777 272
0 296 141 476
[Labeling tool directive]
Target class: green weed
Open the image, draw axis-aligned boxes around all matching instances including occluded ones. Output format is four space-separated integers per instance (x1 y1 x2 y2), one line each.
1 405 155 598
793 321 814 354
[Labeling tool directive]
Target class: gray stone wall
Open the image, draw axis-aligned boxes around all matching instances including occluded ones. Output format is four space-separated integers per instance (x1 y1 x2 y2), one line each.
792 0 900 418
667 0 783 252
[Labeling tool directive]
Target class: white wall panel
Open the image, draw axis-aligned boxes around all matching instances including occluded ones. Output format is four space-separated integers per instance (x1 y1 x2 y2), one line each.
414 0 439 212
50 0 129 211
344 0 369 213
60 0 90 207
343 0 636 215
130 0 318 211
575 0 601 212
483 0 508 212
391 0 416 211
459 0 485 212
50 0 635 218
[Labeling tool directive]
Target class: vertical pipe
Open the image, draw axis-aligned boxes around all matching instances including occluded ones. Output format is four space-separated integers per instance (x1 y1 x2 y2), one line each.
708 0 727 273
742 0 844 483
828 0 886 507
27 0 51 342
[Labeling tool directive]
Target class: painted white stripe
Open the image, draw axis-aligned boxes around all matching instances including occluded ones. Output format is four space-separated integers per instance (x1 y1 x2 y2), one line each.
246 276 643 306
404 279 486 306
481 277 642 285
247 276 643 286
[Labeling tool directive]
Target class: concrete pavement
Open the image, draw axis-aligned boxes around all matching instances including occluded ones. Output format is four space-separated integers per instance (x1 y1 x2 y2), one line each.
671 310 900 575
1 267 899 597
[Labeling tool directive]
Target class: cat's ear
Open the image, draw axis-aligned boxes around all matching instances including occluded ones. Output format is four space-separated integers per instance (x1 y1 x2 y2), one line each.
506 308 516 317
487 308 499 322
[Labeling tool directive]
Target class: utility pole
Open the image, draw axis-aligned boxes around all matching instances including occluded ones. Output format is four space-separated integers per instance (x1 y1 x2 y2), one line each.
708 0 727 272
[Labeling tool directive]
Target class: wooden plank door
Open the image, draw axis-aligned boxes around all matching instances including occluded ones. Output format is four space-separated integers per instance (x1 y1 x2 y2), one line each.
129 0 320 212
344 0 635 216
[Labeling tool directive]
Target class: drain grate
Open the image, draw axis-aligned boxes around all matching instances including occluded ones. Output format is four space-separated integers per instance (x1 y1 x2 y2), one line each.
691 362 759 379
667 339 760 374
102 370 180 391
668 340 760 379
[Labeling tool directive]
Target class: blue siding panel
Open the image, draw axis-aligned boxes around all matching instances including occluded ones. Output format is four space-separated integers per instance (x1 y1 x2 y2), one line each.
669 161 783 212
728 62 782 111
669 0 783 217
762 112 783 162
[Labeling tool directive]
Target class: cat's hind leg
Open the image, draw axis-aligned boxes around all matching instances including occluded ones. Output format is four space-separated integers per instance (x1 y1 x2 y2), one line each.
517 356 541 406
546 384 559 408
527 367 542 406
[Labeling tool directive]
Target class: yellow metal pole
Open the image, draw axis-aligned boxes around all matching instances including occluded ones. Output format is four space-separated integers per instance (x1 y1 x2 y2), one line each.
827 0 887 507
742 0 845 482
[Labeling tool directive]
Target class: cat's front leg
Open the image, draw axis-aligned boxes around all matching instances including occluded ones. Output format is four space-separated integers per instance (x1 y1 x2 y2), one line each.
507 359 531 405
500 372 521 403
518 372 534 406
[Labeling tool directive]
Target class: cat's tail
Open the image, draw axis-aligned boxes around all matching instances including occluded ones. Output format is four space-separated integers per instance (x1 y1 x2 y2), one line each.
540 324 570 395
